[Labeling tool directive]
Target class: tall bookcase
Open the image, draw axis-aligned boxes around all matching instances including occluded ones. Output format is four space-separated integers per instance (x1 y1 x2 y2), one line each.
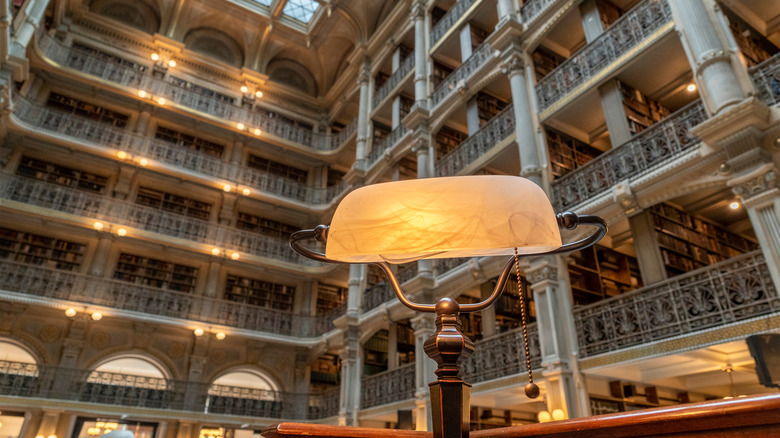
17 156 108 193
434 125 467 159
155 126 225 158
618 81 671 135
567 245 643 305
47 92 129 127
236 212 299 239
224 274 295 310
0 227 85 271
113 253 198 293
136 187 212 220
310 354 340 389
532 45 566 81
246 154 308 184
363 329 389 375
476 92 508 126
651 203 758 277
546 127 603 178
316 283 347 313
396 320 415 365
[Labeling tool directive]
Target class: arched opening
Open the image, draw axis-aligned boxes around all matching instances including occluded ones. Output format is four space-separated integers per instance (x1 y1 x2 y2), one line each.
83 355 171 408
184 28 244 68
206 369 282 418
0 339 40 391
89 0 160 34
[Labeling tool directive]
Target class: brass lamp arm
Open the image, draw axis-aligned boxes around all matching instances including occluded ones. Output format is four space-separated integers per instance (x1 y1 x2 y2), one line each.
289 212 607 314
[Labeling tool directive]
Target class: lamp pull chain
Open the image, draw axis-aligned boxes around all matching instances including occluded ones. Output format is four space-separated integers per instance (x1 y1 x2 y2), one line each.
515 248 540 398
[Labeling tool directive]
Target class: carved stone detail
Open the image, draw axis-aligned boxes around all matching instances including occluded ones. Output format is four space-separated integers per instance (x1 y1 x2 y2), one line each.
732 168 777 200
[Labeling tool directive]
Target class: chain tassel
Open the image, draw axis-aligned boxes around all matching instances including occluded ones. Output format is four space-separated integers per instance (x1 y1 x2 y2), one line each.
515 247 540 399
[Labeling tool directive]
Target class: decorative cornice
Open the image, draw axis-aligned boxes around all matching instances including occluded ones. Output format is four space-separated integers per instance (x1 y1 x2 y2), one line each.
730 164 776 202
526 259 558 285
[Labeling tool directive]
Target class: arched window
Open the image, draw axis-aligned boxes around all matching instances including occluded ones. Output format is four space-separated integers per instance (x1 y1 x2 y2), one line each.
0 340 40 397
184 29 244 68
88 355 169 389
89 0 160 34
207 370 282 417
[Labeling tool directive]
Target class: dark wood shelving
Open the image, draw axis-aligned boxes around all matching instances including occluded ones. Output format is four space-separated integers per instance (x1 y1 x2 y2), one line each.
155 126 225 158
113 252 198 293
168 76 236 104
567 245 642 305
135 187 212 220
316 282 347 313
0 227 85 271
246 154 308 184
46 92 129 127
618 81 671 136
17 156 107 193
546 127 603 178
435 125 467 159
224 274 295 311
236 212 299 239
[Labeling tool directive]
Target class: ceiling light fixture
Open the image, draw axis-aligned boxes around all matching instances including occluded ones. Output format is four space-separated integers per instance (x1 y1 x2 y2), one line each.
150 53 159 61
730 201 740 210
91 312 103 321
289 175 606 437
193 328 204 337
236 123 245 130
215 332 226 340
240 86 248 94
65 308 77 317
168 60 176 68
687 83 697 92
93 221 104 231
116 228 127 237
255 91 263 98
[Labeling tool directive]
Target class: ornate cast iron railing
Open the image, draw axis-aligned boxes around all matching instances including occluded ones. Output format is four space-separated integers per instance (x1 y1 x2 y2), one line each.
0 260 335 337
363 281 396 312
462 323 542 383
307 386 341 419
37 33 356 152
435 105 515 176
520 0 559 25
431 43 493 109
360 363 416 409
435 257 472 276
750 52 780 106
0 360 335 419
535 0 672 113
366 125 411 167
12 98 349 206
550 100 706 211
430 0 480 47
575 251 780 358
372 55 415 109
0 174 318 266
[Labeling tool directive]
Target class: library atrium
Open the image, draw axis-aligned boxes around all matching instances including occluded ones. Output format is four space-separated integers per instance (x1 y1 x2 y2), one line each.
0 0 779 435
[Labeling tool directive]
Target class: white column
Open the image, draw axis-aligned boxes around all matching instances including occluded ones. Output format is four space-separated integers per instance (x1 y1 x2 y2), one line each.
528 257 590 418
391 47 402 129
412 1 428 105
496 0 515 21
667 0 748 114
339 326 362 426
629 210 668 284
599 79 633 147
579 0 604 43
347 264 366 314
503 54 543 187
412 313 435 431
134 110 152 134
733 169 780 288
89 237 113 277
355 63 371 167
204 260 221 298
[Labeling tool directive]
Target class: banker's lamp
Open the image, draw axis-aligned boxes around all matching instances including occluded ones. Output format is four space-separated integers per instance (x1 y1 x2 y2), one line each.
290 175 606 438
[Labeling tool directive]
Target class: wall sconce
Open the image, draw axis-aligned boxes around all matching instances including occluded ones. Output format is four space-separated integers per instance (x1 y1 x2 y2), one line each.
210 247 240 260
116 228 128 237
290 175 606 438
215 332 226 341
65 308 77 317
91 312 103 321
116 150 150 167
93 221 128 237
193 328 204 337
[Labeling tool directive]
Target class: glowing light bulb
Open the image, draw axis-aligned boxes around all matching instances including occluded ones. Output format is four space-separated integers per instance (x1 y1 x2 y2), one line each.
211 248 221 256
240 86 248 93
730 201 740 210
255 91 263 98
236 123 245 130
193 328 204 336
138 90 147 98
687 83 696 92
537 411 551 423
215 332 226 340
157 97 166 105
65 308 76 317
91 312 103 321
139 158 149 166
116 228 127 237
253 128 261 135
552 409 565 421
168 60 176 68
230 252 240 260
223 184 232 193
93 221 104 231
49 434 57 438
151 53 159 61
242 188 251 196
117 151 127 159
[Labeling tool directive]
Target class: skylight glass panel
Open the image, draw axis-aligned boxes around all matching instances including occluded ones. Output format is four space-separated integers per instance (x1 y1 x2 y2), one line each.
282 0 319 23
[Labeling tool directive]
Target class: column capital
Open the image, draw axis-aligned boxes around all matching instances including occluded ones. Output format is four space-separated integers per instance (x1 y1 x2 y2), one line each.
500 53 526 77
731 165 777 204
526 258 559 286
358 61 371 85
410 0 426 21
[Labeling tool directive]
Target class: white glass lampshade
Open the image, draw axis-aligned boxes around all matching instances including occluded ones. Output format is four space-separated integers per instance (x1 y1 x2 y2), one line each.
326 176 562 263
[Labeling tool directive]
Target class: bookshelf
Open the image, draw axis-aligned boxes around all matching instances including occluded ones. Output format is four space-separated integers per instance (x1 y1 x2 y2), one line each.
254 106 313 130
618 81 671 135
155 126 225 158
246 154 308 184
650 203 758 277
432 61 454 89
327 168 344 187
135 187 212 220
363 329 389 375
372 121 391 145
476 92 508 126
435 125 467 159
168 76 236 104
374 71 389 92
399 94 414 119
396 320 415 365
596 0 622 29
532 45 566 81
113 253 198 293
17 156 107 193
494 275 534 332
310 354 340 389
470 25 489 52
236 212 299 239
458 295 483 341
316 283 347 313
545 127 603 178
224 274 295 310
0 227 85 271
71 42 148 73
567 245 642 305
47 92 129 128
721 5 779 67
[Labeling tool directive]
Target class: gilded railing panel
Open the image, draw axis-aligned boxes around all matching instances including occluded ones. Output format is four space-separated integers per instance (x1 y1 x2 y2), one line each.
367 125 411 167
550 100 705 211
372 55 415 109
462 324 541 383
535 0 672 113
574 251 780 358
360 363 415 409
431 43 493 109
430 0 480 47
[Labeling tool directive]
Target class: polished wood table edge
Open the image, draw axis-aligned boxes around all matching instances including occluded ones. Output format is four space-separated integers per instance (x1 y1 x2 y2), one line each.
262 423 432 438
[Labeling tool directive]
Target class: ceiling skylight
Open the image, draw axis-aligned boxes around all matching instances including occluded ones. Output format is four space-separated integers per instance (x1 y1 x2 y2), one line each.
282 0 320 24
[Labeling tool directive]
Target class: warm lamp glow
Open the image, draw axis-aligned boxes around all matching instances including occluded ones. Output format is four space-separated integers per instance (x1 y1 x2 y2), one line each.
687 83 697 92
150 53 159 61
138 90 147 98
236 123 245 130
211 248 221 256
230 252 240 260
157 97 166 105
255 91 263 98
36 435 44 438
537 411 551 423
117 151 127 159
215 332 226 340
193 328 204 336
223 184 232 193
168 60 176 68
93 221 104 231
551 409 565 421
116 228 127 237
138 158 149 166
91 312 103 321
49 435 57 438
326 176 562 263
65 308 76 317
242 188 251 196
730 201 740 210
253 128 261 135
240 86 248 93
